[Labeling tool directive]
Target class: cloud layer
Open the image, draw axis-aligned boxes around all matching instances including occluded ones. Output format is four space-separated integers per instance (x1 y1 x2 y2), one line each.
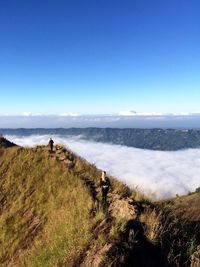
5 134 200 200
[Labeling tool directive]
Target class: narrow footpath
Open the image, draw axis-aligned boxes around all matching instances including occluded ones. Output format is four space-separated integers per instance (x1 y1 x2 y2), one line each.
52 145 168 267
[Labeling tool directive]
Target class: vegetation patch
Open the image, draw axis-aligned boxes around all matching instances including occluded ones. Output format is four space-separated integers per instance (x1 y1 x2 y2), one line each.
0 146 93 267
0 139 200 267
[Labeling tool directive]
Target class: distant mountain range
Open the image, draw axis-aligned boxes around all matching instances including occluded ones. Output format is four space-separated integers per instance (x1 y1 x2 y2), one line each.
2 114 200 128
1 128 200 151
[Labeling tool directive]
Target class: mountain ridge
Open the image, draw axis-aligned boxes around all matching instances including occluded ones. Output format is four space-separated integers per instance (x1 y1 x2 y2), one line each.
0 138 200 266
0 136 17 148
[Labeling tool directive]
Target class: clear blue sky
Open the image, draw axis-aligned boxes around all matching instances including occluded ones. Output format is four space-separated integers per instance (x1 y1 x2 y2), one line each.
0 0 200 115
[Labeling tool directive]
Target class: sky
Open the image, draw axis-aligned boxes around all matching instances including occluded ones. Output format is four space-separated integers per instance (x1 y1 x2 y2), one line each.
5 134 200 199
0 0 200 115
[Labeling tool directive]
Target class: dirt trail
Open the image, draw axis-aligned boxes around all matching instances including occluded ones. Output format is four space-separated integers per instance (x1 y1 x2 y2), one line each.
52 145 168 267
54 145 100 213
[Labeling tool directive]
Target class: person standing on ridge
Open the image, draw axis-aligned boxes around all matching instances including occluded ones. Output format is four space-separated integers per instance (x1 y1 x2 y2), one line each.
49 138 54 153
100 171 111 207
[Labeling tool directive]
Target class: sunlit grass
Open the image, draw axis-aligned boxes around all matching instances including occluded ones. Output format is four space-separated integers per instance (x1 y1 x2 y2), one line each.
0 146 94 267
1 144 199 267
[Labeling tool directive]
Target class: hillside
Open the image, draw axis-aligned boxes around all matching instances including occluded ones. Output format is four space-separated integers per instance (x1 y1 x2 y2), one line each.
0 139 200 266
158 194 200 267
0 136 17 148
0 144 95 267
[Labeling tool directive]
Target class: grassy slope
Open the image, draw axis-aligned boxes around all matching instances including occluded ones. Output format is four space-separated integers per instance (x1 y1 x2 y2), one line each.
0 146 94 267
1 142 200 267
0 137 17 148
164 193 200 222
158 193 200 266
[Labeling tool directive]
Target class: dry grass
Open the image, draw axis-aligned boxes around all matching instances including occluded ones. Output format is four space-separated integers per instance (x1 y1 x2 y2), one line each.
139 208 165 242
159 200 200 266
138 197 200 266
1 143 199 267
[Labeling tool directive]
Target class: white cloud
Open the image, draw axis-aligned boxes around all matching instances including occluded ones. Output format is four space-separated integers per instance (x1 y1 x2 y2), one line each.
118 111 200 117
118 110 167 116
5 134 200 200
58 113 79 117
118 110 137 116
22 112 32 117
137 112 164 116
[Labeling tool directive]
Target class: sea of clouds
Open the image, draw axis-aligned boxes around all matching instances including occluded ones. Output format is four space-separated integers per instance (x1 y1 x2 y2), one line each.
5 134 200 200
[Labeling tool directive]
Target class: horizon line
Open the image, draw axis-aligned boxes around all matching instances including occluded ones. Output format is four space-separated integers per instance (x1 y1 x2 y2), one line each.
1 112 200 117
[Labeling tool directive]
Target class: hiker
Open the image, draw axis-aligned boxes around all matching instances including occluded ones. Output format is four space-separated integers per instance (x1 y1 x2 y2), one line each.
100 171 111 205
49 138 54 152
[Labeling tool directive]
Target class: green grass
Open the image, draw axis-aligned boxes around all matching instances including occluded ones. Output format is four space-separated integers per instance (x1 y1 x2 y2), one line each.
1 143 199 267
0 146 94 267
